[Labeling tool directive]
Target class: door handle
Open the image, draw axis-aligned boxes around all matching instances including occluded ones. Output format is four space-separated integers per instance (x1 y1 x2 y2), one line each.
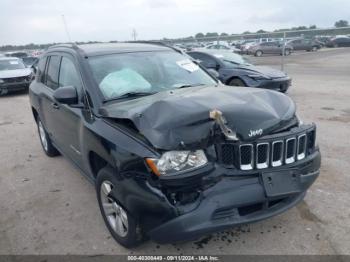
51 102 60 110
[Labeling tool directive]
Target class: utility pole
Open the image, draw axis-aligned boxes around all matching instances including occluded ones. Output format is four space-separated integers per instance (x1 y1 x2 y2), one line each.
132 28 137 41
61 14 72 43
281 31 286 71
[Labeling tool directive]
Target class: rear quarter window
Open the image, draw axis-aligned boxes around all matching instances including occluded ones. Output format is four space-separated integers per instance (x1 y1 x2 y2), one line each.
45 56 61 90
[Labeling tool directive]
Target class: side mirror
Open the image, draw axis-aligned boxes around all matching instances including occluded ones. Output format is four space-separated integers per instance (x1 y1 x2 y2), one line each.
207 69 220 79
53 86 78 105
31 65 37 74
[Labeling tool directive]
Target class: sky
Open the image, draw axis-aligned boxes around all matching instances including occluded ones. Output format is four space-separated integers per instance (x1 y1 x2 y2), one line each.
1 0 350 45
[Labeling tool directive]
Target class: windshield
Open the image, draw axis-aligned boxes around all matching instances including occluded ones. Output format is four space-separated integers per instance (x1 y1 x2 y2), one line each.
212 52 251 67
0 59 26 71
88 51 217 101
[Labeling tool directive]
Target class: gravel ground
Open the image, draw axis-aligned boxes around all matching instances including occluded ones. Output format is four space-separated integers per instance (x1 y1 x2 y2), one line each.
0 47 349 255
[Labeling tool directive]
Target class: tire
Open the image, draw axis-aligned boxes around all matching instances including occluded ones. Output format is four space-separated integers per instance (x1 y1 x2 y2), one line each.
36 118 60 157
255 50 263 57
284 49 291 56
96 167 143 248
228 78 246 87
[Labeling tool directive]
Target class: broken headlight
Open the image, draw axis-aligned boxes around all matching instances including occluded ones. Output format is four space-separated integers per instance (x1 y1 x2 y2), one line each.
146 150 208 176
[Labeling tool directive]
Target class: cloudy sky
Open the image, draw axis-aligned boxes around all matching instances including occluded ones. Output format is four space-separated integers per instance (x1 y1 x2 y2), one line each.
1 0 349 45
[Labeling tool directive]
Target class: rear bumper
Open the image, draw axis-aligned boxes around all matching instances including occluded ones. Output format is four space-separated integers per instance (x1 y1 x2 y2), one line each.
148 150 320 243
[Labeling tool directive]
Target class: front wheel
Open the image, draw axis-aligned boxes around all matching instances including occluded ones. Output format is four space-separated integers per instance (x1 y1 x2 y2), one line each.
255 50 263 57
284 49 291 56
96 167 143 248
228 78 245 86
37 118 60 157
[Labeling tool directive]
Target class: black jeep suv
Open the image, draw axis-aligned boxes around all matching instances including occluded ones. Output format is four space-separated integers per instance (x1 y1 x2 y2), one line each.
29 43 321 247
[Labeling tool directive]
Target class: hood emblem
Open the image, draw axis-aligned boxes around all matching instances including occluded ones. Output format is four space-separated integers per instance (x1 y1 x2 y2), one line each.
248 129 263 138
209 109 239 141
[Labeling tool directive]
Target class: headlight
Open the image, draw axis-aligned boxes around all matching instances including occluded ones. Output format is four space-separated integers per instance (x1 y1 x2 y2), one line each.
0 79 4 84
247 74 270 80
146 150 208 176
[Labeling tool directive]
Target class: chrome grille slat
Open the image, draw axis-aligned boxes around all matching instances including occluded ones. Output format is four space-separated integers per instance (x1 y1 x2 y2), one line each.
285 137 296 164
239 144 253 170
271 140 283 167
297 134 307 160
256 143 269 169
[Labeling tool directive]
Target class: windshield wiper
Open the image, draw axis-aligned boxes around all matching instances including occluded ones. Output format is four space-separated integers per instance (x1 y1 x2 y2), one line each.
104 91 156 102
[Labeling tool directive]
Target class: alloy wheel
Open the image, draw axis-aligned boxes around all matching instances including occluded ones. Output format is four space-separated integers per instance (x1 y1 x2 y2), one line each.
38 121 48 152
100 181 128 237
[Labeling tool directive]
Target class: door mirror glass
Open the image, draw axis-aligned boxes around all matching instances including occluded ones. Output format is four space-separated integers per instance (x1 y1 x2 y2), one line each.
53 86 78 105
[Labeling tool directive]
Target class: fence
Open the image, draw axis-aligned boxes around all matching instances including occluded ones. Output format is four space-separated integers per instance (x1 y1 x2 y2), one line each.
162 26 350 44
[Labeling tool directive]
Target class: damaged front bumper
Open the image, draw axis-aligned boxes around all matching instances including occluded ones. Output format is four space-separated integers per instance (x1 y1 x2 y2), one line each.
145 124 320 243
148 149 320 243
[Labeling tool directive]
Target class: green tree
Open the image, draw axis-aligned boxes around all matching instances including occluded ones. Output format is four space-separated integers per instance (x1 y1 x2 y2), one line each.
309 25 317 29
334 20 349 28
256 29 267 33
205 32 219 37
195 33 205 38
220 32 228 36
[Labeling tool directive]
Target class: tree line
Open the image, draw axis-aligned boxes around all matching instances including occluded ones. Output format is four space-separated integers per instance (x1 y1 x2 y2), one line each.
1 20 349 51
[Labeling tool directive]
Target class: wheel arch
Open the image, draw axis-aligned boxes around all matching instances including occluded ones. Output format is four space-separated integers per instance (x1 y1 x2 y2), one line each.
226 76 247 86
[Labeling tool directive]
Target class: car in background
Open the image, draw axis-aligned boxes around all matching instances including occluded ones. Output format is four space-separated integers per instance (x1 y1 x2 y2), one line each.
22 56 39 68
205 44 240 53
326 37 350 47
187 50 291 92
240 41 258 54
249 41 293 57
0 57 33 95
4 51 28 59
287 39 321 51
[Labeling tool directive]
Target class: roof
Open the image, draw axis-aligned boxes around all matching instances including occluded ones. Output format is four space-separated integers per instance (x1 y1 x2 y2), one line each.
49 43 172 56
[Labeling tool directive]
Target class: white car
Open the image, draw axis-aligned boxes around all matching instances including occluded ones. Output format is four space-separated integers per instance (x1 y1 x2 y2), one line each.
0 57 33 95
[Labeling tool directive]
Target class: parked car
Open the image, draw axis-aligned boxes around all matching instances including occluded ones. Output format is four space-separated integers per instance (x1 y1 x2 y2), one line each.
22 56 39 68
187 50 291 92
249 41 293 56
205 44 240 53
0 57 34 95
29 43 320 247
241 42 258 54
4 51 28 58
287 39 321 51
326 37 350 47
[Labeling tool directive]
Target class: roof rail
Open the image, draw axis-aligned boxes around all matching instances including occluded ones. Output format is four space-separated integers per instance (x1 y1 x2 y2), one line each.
48 43 79 50
126 40 183 54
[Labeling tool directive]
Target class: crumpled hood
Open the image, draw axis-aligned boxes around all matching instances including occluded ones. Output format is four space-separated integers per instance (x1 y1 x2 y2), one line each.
100 86 295 150
236 64 287 78
0 68 31 79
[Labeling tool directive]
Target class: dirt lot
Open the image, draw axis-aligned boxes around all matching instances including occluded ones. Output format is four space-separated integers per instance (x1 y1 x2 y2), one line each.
0 48 349 255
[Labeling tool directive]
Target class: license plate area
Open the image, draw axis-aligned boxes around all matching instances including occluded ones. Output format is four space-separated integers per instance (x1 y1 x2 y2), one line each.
261 170 301 197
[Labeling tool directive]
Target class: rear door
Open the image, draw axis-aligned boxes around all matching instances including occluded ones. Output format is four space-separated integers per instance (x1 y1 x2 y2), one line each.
40 55 61 140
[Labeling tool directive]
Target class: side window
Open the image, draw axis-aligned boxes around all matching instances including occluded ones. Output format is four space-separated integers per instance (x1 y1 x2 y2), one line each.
59 57 82 90
37 56 47 83
45 56 61 90
195 54 217 68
